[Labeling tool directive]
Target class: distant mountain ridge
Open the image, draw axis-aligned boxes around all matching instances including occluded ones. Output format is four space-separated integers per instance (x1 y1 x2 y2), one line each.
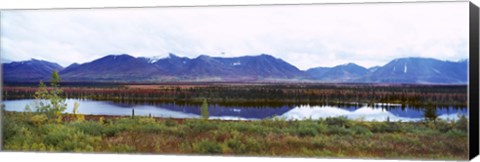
2 59 64 82
306 63 369 82
357 57 468 84
59 54 166 82
1 54 468 84
58 53 308 82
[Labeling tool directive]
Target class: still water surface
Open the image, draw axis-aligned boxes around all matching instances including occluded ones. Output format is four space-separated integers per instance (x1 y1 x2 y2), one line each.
2 99 468 122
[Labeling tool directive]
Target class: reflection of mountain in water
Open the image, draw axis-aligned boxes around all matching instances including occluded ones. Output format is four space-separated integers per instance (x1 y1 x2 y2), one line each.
104 100 467 120
281 106 416 121
282 105 468 121
106 101 295 119
332 105 467 119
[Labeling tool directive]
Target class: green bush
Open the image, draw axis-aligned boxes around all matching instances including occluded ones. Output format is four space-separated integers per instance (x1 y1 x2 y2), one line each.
186 120 217 133
42 124 100 151
2 116 18 142
3 126 35 151
454 115 468 132
102 125 127 137
229 122 267 135
326 126 352 135
225 138 247 153
137 117 157 125
261 117 289 128
244 138 263 153
311 137 327 148
29 114 48 126
293 121 327 136
43 125 74 146
61 131 99 152
72 121 103 136
193 140 222 154
297 126 318 137
433 120 453 133
370 122 401 133
137 123 165 134
165 118 177 127
325 116 351 128
446 129 467 138
350 125 373 136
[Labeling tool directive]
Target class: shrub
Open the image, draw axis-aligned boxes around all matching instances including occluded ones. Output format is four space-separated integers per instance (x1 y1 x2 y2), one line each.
193 140 222 154
137 123 165 134
433 120 453 133
261 117 289 128
62 131 100 152
42 124 100 152
2 116 18 142
228 122 268 135
325 116 351 128
165 118 177 127
311 137 327 148
162 127 186 137
297 126 318 137
225 138 246 153
285 136 304 148
29 114 48 126
30 142 47 151
137 117 157 125
187 120 217 133
43 125 74 146
244 138 263 153
454 115 468 132
102 125 127 137
370 122 401 133
326 126 352 135
446 129 467 138
350 125 373 136
71 121 103 136
3 126 35 151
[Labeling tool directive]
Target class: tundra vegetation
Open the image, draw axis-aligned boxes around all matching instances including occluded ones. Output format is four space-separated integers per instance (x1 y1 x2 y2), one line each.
1 72 469 160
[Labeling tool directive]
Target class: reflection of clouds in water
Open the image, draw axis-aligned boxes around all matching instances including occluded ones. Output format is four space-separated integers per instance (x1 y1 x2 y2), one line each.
130 105 199 118
209 116 251 121
281 106 420 122
437 113 467 121
6 99 201 118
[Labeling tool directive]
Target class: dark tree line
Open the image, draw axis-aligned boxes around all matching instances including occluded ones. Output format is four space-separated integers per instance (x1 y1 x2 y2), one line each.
2 83 467 108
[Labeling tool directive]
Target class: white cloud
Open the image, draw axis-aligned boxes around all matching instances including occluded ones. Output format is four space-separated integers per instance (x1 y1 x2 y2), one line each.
0 2 469 70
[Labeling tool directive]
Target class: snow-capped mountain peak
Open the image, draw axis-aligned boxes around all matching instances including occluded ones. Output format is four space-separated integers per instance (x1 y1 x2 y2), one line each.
147 56 163 64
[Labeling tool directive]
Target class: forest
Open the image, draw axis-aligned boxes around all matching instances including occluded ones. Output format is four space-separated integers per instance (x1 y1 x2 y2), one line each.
2 82 468 108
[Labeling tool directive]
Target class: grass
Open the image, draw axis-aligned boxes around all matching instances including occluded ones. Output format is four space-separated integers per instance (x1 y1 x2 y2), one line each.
1 111 468 160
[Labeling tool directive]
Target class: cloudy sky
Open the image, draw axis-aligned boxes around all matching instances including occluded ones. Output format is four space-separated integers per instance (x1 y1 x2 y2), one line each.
0 2 469 70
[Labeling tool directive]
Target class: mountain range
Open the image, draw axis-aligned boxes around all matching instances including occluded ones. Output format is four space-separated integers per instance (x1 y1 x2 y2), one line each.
1 54 468 84
2 59 64 82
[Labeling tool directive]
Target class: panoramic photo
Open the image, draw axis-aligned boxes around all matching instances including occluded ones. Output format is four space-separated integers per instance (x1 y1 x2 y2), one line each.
0 2 470 160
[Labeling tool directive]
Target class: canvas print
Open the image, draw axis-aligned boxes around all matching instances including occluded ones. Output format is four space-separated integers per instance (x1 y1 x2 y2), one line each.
0 2 471 160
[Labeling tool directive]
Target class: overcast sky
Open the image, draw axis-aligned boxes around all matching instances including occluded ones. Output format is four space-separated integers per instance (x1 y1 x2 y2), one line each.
0 2 469 70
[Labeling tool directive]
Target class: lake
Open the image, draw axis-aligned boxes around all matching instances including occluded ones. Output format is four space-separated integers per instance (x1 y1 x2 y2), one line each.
1 99 468 121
